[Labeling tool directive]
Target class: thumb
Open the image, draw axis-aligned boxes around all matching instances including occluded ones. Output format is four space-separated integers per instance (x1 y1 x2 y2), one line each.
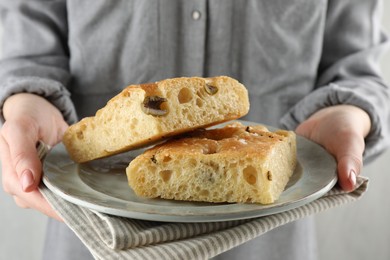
332 132 364 192
16 145 42 192
2 119 42 192
337 155 360 192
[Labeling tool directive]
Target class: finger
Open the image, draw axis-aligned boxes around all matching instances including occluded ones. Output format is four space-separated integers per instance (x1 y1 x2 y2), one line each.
0 135 15 194
332 132 364 192
14 192 63 222
1 136 62 221
0 135 29 195
1 120 42 192
13 196 29 208
0 135 34 196
13 194 63 221
336 155 360 192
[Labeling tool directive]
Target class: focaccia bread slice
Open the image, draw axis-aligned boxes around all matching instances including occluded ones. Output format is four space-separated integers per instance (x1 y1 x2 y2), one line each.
126 122 297 204
62 76 249 163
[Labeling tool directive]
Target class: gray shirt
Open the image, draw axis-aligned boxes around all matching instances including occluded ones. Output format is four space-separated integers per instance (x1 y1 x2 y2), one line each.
1 0 389 160
0 1 389 259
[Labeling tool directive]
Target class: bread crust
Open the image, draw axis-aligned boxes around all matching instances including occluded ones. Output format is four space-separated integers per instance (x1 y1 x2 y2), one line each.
62 76 249 162
126 122 297 204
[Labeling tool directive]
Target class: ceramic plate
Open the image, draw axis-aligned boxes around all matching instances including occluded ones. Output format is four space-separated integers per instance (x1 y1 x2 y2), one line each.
42 121 337 222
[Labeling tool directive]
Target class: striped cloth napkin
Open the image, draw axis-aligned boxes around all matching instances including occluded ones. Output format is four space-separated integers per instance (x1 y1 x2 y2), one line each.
39 176 368 260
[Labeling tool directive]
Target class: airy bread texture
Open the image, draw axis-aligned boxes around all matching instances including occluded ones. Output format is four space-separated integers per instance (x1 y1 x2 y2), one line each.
63 76 249 163
127 122 297 204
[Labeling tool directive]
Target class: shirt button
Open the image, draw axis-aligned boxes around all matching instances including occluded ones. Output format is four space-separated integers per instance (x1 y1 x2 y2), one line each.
192 10 201 20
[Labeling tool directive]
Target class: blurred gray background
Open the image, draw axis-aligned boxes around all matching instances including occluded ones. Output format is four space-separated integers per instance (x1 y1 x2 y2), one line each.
1 2 390 260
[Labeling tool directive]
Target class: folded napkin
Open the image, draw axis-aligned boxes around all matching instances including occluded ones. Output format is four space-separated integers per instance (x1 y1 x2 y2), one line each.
39 177 368 260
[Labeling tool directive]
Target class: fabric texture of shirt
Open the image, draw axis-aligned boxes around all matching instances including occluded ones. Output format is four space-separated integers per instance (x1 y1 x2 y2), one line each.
1 0 390 159
1 0 389 161
0 0 389 259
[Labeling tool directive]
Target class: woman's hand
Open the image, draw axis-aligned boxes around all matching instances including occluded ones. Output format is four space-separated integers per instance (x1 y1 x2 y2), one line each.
295 105 371 192
0 93 69 221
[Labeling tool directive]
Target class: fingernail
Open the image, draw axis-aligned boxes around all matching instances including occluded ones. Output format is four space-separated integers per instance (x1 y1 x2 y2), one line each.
349 169 357 189
21 169 34 191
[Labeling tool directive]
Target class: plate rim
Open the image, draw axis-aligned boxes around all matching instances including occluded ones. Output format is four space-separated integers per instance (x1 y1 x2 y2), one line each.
43 120 337 222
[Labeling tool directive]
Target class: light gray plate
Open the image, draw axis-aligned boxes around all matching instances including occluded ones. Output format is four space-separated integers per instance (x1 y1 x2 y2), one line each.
42 121 337 222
